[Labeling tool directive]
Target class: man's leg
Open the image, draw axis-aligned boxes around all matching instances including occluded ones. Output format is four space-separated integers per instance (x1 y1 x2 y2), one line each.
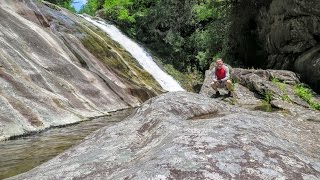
225 80 233 97
225 80 233 91
211 81 220 97
211 81 220 90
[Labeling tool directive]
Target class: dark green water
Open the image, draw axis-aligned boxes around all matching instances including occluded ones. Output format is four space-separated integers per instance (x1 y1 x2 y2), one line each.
253 104 279 112
0 109 132 179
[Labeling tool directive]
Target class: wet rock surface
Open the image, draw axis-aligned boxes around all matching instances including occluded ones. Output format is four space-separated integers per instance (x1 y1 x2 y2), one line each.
10 92 320 179
0 0 162 140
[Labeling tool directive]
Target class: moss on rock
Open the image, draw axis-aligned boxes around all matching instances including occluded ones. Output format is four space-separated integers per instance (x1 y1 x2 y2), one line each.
78 23 163 94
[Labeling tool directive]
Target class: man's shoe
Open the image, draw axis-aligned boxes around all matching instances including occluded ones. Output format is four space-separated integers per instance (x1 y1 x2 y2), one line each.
227 91 232 97
210 91 220 98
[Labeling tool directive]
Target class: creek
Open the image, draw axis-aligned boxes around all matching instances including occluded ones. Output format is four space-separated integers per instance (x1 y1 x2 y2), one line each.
0 109 132 179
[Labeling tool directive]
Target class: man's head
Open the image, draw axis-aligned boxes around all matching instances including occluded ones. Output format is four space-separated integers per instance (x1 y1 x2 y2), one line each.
215 58 224 69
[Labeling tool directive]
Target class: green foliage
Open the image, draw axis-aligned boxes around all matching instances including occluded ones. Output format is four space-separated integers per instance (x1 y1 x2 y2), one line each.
281 94 291 102
79 0 101 15
294 85 320 110
45 0 76 12
263 90 273 104
271 77 292 102
103 0 136 22
271 77 279 84
294 85 313 103
195 51 209 70
85 0 233 76
193 3 216 21
163 64 203 92
313 103 320 110
78 25 163 93
259 90 274 112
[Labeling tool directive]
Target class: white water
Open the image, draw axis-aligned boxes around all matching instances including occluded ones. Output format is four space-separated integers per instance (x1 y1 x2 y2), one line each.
81 15 184 92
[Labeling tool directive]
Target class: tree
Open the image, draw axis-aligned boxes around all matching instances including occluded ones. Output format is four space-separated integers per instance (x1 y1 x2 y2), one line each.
80 0 233 74
79 0 104 15
46 0 76 12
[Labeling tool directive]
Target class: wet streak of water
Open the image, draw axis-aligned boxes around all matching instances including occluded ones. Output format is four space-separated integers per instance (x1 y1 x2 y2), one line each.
81 15 184 92
0 109 132 179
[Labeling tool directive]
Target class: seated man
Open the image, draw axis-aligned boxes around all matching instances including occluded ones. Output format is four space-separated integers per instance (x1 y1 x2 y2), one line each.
210 58 233 97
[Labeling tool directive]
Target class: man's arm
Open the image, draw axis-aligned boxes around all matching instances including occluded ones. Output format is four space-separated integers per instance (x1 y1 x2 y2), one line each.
220 66 230 82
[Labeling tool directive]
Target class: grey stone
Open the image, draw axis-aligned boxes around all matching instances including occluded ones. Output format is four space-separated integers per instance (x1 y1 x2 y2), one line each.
258 0 320 92
232 68 311 107
202 67 320 122
295 45 320 92
10 92 320 179
200 69 261 106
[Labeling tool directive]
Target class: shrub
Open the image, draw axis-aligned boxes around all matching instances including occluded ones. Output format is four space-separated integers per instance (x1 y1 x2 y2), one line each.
294 84 320 110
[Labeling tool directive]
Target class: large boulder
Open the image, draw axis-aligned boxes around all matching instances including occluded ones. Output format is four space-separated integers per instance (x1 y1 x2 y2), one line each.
200 68 303 106
227 0 320 92
258 0 320 92
10 92 320 179
199 69 261 106
294 45 320 93
200 68 320 122
0 0 163 140
232 68 320 122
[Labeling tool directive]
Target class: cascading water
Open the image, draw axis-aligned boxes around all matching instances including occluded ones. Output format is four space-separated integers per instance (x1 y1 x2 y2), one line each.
80 15 184 92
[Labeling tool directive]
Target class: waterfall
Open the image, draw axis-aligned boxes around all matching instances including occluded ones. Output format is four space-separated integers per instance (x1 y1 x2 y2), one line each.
80 15 184 92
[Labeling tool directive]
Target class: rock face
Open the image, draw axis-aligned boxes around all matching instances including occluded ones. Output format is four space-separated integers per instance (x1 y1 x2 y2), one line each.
0 0 163 140
10 92 320 179
259 0 320 92
228 0 320 92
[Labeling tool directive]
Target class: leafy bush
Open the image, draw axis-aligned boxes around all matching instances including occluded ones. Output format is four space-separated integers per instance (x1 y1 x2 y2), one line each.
45 0 76 12
79 0 101 15
271 77 292 102
163 64 203 92
263 90 273 104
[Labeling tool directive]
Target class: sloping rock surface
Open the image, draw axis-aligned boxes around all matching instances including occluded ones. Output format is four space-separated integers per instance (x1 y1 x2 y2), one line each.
11 92 320 179
0 0 162 140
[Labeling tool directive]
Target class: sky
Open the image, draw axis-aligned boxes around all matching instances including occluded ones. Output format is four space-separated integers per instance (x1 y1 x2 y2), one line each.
71 0 87 12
